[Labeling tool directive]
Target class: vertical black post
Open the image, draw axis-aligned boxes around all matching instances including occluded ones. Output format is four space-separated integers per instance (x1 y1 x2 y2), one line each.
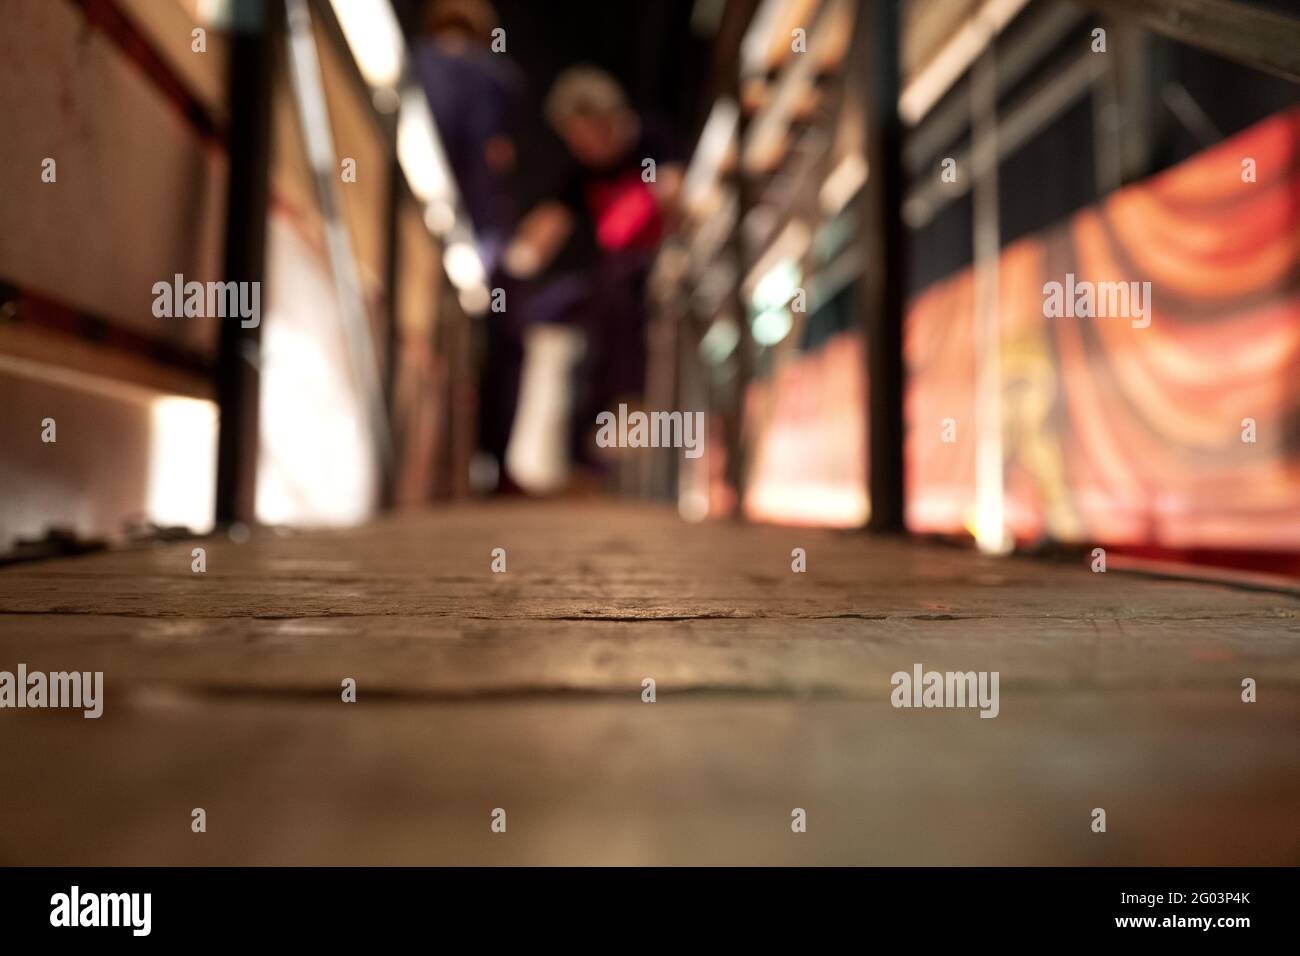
380 154 403 510
726 104 752 517
855 0 905 532
215 0 277 525
709 0 760 516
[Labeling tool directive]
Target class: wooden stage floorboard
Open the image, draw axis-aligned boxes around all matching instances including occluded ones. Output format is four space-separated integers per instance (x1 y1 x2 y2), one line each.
1 501 1296 864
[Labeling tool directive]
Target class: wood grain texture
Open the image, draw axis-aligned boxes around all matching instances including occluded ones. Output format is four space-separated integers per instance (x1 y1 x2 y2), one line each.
0 501 1296 864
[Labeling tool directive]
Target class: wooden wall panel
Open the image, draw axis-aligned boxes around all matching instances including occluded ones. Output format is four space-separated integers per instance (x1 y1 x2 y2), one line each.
0 0 225 353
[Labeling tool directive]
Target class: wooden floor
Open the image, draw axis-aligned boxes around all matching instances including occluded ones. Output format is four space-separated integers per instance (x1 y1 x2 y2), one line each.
0 500 1296 865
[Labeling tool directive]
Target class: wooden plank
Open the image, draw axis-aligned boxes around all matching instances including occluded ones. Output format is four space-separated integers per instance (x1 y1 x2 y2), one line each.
0 501 1296 864
1078 0 1300 83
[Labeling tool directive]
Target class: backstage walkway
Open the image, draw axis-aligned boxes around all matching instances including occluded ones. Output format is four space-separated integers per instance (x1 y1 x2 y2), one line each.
0 501 1297 865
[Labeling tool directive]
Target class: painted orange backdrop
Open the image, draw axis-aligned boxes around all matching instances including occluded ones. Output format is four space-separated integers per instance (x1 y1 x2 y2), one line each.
906 107 1300 550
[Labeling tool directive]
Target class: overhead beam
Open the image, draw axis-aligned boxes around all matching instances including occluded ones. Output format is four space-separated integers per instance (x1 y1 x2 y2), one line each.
903 0 1086 177
899 0 1033 126
1075 0 1300 84
903 47 1102 229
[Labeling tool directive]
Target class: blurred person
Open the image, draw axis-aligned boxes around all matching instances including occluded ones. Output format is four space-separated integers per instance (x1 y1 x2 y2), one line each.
412 0 526 487
503 65 683 491
413 0 521 271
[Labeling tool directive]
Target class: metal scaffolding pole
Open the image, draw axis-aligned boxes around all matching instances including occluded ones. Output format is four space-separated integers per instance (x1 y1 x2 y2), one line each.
215 0 278 526
854 0 906 532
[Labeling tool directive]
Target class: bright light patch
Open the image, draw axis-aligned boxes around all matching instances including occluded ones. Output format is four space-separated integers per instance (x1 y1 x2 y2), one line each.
699 317 740 365
397 87 454 204
458 284 490 315
423 200 456 236
683 98 739 214
746 482 868 527
752 260 800 311
147 397 217 533
256 215 378 528
194 0 231 26
328 0 404 90
444 241 486 290
820 152 868 214
256 320 375 527
752 308 793 347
